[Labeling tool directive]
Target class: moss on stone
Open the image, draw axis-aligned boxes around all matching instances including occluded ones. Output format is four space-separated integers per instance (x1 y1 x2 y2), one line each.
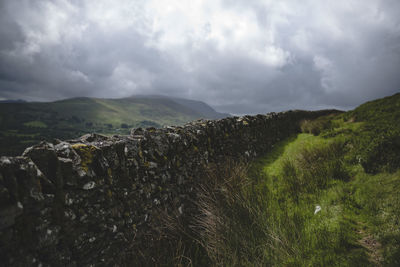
107 168 113 184
71 144 98 172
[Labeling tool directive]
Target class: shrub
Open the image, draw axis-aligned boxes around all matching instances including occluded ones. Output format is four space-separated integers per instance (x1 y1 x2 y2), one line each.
300 115 335 136
358 128 400 174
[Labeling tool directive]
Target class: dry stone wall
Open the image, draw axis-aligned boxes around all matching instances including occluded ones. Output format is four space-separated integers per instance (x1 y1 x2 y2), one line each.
0 110 337 266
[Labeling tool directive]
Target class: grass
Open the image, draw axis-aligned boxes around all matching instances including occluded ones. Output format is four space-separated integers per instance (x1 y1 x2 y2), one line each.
192 126 398 265
193 161 272 266
246 132 368 266
186 93 400 266
353 170 400 266
23 120 48 128
263 133 326 177
185 135 369 266
300 113 337 135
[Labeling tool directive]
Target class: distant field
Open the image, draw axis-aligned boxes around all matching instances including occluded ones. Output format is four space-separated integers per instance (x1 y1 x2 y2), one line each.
23 120 48 128
0 96 228 156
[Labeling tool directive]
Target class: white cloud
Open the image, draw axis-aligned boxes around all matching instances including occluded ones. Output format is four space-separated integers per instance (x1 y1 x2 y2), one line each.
313 55 335 93
0 0 399 113
109 63 154 97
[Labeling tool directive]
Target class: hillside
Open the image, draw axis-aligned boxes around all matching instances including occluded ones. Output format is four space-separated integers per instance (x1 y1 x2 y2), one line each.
132 95 230 119
193 92 400 266
169 97 230 119
0 96 229 156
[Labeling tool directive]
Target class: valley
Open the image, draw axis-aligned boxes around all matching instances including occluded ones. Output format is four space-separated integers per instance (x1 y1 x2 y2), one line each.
0 95 228 156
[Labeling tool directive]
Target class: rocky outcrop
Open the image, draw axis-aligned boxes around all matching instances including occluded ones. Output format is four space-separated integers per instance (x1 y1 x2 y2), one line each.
0 110 338 266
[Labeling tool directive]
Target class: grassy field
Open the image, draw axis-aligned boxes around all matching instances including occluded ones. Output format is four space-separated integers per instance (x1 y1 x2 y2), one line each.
185 93 400 266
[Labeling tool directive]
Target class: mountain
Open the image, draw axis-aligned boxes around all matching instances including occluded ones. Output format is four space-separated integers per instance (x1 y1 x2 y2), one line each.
0 96 229 156
0 99 26 103
169 97 230 119
133 95 230 119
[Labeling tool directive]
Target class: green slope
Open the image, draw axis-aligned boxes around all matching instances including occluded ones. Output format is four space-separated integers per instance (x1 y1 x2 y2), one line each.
346 92 400 123
0 96 228 156
254 93 400 266
50 97 204 127
187 92 400 266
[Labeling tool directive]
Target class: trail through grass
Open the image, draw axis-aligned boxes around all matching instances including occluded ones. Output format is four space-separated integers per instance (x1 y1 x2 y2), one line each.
249 133 368 266
246 116 400 266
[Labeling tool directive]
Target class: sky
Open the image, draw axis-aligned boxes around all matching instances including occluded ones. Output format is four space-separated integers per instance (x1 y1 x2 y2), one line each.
0 0 399 114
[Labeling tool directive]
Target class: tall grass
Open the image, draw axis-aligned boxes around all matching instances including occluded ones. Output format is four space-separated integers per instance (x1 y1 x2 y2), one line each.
187 140 364 266
281 140 349 201
353 170 400 266
193 161 274 266
148 136 395 266
259 138 368 266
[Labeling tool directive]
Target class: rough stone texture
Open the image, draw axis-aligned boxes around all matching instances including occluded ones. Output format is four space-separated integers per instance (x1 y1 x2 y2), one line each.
0 110 337 266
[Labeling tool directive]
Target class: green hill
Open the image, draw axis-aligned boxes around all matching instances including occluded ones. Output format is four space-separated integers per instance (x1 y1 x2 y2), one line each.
0 96 229 156
346 92 400 123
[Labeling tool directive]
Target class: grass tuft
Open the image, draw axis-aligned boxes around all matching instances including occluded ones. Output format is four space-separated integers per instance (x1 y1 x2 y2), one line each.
194 161 272 266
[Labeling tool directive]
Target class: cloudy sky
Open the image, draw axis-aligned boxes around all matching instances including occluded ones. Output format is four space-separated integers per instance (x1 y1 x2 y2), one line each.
0 0 399 114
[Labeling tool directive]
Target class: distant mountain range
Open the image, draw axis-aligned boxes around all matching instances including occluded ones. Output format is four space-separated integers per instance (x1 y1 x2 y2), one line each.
0 99 27 103
130 95 230 119
0 95 230 156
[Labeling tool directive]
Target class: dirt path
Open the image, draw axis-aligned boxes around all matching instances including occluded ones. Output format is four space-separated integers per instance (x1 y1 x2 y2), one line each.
357 223 383 266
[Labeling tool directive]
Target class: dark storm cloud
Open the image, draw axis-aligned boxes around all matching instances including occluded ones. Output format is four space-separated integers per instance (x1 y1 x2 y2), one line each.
0 0 399 113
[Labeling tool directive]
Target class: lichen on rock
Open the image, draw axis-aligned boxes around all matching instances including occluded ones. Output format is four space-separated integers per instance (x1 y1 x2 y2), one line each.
71 143 99 172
